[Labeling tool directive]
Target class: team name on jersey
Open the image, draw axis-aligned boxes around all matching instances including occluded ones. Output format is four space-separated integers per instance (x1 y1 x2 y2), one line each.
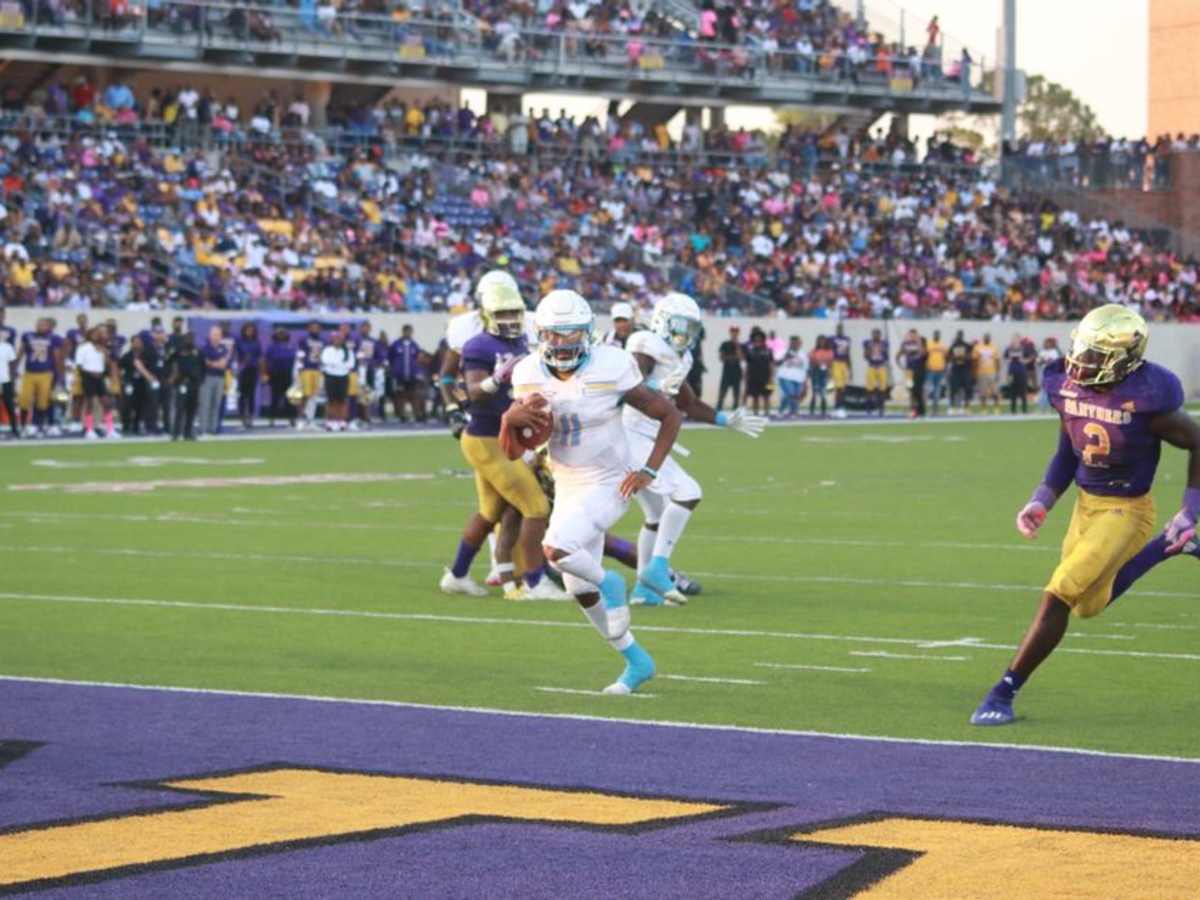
1063 397 1133 425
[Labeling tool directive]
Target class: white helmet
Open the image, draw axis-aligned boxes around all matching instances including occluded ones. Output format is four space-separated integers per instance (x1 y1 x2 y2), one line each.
479 280 526 340
651 292 702 354
535 290 594 371
474 270 520 307
610 301 634 322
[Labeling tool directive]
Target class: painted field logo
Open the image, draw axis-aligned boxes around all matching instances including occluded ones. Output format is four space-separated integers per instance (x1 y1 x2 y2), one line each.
1 755 1197 896
0 765 741 893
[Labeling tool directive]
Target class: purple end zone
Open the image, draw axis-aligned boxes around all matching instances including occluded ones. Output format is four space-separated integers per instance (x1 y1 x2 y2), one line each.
1 679 1198 899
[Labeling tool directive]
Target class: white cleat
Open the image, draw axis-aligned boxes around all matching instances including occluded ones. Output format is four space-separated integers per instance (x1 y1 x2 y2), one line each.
106 429 121 440
46 425 63 437
523 579 574 601
84 429 99 441
485 567 504 587
602 682 632 695
439 568 488 597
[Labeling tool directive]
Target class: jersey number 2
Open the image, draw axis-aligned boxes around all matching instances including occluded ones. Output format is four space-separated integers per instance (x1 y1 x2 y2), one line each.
1081 422 1111 467
556 413 582 447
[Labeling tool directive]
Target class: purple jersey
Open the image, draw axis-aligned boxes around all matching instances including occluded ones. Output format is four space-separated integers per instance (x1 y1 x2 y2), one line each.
0 325 15 346
389 337 423 381
461 331 527 438
21 332 62 373
354 336 382 369
300 334 324 370
831 335 851 362
109 332 127 357
1045 359 1184 498
863 338 889 366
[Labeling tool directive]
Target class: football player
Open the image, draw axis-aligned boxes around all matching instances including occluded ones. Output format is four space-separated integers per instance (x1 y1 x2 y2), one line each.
971 305 1200 726
440 280 567 601
440 270 534 586
16 318 64 437
294 321 325 429
829 323 852 419
510 290 683 694
624 293 766 605
862 328 890 416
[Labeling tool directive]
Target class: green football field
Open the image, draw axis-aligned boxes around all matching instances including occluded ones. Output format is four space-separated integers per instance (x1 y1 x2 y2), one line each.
1 418 1196 760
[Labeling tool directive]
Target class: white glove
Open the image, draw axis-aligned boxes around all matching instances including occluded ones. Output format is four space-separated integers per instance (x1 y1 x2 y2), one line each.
721 408 767 438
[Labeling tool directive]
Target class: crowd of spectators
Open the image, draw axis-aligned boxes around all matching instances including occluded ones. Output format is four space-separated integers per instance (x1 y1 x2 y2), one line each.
2 77 1198 323
3 0 978 92
1002 135 1196 192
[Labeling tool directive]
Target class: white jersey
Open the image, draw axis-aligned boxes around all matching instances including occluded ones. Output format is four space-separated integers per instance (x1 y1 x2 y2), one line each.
622 330 691 439
446 310 538 354
512 344 642 485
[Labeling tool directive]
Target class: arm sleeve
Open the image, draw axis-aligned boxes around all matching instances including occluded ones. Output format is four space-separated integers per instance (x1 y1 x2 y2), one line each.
1041 427 1077 497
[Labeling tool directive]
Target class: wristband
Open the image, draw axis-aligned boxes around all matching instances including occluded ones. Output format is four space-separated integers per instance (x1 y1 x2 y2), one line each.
480 376 499 394
640 466 658 480
1029 483 1057 511
715 411 728 427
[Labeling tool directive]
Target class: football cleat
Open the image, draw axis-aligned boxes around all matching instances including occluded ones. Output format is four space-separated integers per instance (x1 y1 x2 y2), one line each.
523 579 573 601
603 642 656 694
1181 536 1200 557
970 694 1015 726
502 582 529 602
485 567 504 587
673 571 703 596
639 557 687 605
46 425 63 437
84 430 98 441
630 583 666 606
439 568 488 597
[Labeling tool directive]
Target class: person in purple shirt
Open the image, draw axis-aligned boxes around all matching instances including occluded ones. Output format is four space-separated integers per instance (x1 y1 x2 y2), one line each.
234 321 264 429
196 325 230 436
264 326 297 428
862 328 890 417
971 305 1200 726
389 324 427 422
352 321 383 427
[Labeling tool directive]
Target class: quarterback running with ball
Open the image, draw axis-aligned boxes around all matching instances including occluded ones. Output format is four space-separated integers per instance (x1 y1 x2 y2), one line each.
624 293 766 605
508 290 683 694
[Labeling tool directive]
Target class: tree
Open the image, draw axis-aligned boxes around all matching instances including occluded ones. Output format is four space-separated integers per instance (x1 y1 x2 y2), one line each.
1016 74 1105 142
936 71 1106 153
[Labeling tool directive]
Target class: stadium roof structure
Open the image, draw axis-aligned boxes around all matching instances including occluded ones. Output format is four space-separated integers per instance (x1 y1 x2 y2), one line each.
0 4 1001 116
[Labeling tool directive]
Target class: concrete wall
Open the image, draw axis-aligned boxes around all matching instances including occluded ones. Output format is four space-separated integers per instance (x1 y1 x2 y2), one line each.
6 309 1200 403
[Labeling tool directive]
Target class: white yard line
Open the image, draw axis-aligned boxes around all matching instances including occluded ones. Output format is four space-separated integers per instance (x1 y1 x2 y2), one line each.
0 673 1194 765
850 651 970 662
755 663 872 674
0 541 1193 602
535 686 656 699
657 674 766 686
1 590 1198 662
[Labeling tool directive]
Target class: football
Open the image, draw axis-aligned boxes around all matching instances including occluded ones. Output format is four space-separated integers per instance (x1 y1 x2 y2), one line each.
499 394 554 459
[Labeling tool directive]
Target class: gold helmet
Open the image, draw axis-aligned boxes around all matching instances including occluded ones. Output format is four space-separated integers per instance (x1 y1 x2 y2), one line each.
286 383 305 406
1065 304 1148 388
479 280 526 340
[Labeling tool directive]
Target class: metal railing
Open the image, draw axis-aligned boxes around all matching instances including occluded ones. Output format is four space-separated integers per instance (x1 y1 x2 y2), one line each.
0 0 992 98
1002 152 1173 193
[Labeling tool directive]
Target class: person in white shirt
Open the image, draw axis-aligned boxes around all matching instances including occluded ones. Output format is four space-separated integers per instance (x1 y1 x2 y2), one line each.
508 290 683 695
319 330 356 432
75 327 116 439
776 335 809 417
0 337 17 438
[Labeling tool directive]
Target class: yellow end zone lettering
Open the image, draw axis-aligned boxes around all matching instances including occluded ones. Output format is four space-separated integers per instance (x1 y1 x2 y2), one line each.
0 768 729 890
792 816 1200 898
